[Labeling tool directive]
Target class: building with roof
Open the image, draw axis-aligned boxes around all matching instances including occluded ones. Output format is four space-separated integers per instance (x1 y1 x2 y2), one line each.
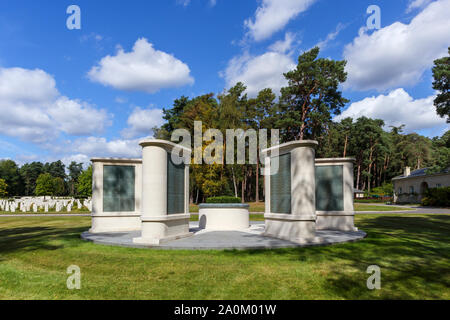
392 167 450 204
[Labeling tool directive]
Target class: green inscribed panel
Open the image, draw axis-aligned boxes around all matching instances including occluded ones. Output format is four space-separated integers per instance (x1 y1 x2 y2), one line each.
270 153 291 214
167 156 185 214
315 165 344 211
103 165 135 212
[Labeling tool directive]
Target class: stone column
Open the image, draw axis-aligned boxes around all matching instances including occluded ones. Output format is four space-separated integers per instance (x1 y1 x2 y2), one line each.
262 140 318 243
315 158 357 231
133 139 192 245
90 158 142 233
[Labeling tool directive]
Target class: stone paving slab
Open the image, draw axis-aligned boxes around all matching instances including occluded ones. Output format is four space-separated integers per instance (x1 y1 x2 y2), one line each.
81 222 367 250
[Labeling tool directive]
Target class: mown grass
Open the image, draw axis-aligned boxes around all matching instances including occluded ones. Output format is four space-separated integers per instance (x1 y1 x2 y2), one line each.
0 214 449 299
188 202 413 213
353 204 413 212
1 202 410 215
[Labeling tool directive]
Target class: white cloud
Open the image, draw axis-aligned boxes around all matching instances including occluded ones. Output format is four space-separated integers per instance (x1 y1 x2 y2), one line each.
244 0 316 42
60 154 91 167
0 67 110 144
222 50 295 97
406 0 434 12
268 32 296 53
335 88 447 133
222 33 299 97
344 0 450 91
88 38 194 93
115 96 128 104
315 23 345 50
121 107 164 139
177 0 191 6
72 137 142 159
49 97 110 136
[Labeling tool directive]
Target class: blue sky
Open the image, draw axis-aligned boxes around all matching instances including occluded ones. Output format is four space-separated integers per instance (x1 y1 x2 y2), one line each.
0 0 448 165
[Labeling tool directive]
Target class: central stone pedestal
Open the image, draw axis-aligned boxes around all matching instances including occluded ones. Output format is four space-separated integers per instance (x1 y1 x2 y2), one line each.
199 203 250 230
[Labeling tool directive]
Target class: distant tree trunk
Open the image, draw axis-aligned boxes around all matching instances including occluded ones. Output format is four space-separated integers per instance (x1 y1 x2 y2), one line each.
263 174 266 201
356 163 361 190
255 154 260 202
241 166 246 203
343 135 348 158
231 167 238 198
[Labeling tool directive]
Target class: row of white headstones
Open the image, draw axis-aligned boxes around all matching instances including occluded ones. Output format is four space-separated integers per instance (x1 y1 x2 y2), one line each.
0 197 92 213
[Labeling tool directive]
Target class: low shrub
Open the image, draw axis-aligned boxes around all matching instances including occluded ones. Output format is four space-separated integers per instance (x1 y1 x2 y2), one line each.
206 196 242 204
421 187 450 207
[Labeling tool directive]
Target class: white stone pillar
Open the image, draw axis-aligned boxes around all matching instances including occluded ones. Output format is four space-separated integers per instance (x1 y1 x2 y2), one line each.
262 140 319 243
315 158 357 231
133 139 192 246
89 158 142 233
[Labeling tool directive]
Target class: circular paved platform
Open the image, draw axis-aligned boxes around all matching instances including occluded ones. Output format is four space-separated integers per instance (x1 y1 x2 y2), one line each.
81 222 366 250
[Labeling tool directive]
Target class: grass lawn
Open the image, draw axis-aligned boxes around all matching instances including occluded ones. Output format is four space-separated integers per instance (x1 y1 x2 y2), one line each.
188 202 413 213
0 202 411 215
353 204 414 212
0 214 449 299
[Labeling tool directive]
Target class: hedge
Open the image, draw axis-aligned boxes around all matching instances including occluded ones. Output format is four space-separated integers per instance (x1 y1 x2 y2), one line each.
421 187 450 207
206 196 242 204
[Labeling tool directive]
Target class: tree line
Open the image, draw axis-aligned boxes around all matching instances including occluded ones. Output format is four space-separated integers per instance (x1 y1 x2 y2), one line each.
0 160 92 198
153 47 449 203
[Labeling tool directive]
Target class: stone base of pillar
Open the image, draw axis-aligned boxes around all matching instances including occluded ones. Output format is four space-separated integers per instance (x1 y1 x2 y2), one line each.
89 213 142 233
132 213 192 245
316 212 358 231
263 213 317 243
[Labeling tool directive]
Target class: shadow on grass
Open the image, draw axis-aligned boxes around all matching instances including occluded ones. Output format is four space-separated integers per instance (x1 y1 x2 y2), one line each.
0 226 87 254
223 215 450 299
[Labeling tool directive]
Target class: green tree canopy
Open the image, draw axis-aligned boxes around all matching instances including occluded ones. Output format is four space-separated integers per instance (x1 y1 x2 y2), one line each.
20 162 44 196
68 161 83 196
432 47 450 123
77 166 92 197
279 47 348 141
0 178 8 198
0 160 24 196
35 173 56 196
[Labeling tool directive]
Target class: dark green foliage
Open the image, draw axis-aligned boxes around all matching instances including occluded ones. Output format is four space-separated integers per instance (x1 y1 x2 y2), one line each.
432 47 450 123
35 173 56 196
43 160 66 180
77 166 92 197
0 178 8 198
0 160 24 196
20 162 44 196
278 47 348 141
421 187 450 207
68 161 83 196
206 196 242 203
